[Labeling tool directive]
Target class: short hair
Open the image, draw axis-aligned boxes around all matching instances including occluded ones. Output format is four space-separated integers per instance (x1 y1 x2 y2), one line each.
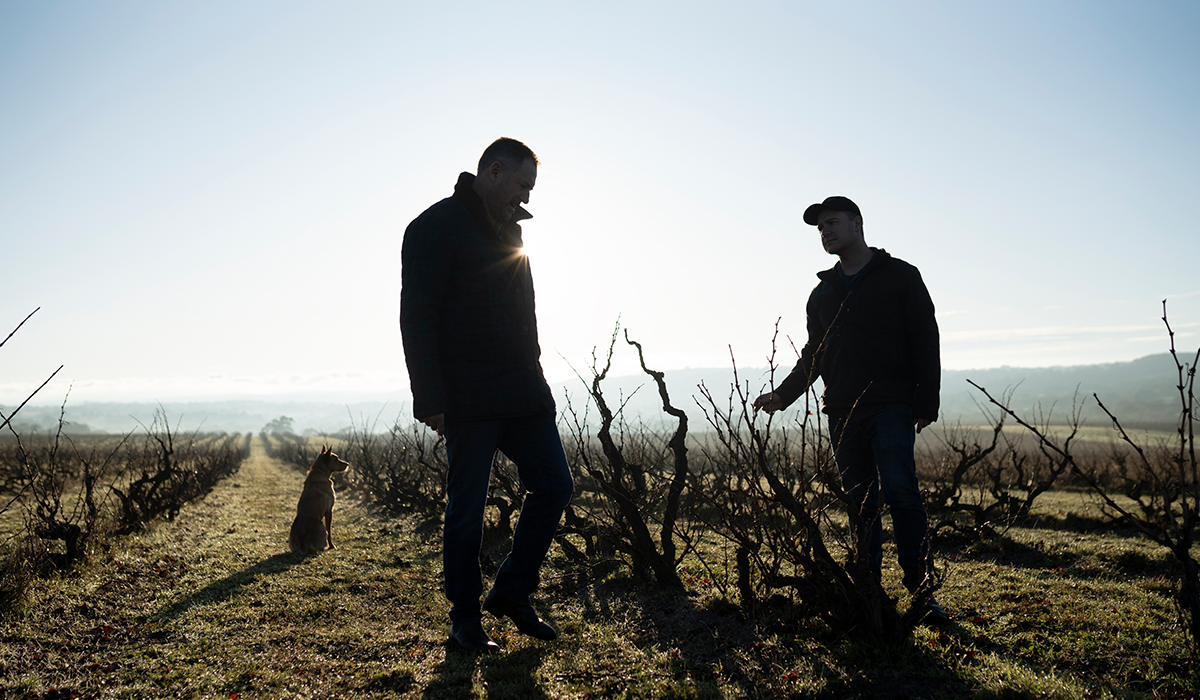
477 137 539 174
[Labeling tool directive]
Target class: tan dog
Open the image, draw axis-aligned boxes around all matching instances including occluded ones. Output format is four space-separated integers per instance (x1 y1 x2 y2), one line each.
288 445 350 554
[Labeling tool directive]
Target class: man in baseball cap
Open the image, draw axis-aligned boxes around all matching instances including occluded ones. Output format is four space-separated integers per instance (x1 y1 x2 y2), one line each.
802 195 861 225
753 195 948 626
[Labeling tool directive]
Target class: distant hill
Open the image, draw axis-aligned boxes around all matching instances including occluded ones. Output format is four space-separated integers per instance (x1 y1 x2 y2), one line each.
2 354 1188 434
940 353 1185 426
549 353 1189 429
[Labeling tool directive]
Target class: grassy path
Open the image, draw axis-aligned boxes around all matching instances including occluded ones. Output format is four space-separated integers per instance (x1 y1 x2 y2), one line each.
1 437 602 699
2 438 1192 698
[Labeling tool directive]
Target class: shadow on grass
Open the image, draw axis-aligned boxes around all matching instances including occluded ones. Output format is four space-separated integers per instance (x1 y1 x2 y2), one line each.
559 574 974 699
942 535 1083 571
568 578 757 690
367 668 417 694
422 645 548 700
1023 511 1144 535
154 552 305 623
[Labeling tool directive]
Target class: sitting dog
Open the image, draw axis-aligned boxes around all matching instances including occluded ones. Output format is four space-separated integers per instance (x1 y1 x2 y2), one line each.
288 444 350 554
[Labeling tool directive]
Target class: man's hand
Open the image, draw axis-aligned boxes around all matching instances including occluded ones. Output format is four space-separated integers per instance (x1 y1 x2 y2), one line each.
752 392 786 413
914 417 933 434
419 412 445 436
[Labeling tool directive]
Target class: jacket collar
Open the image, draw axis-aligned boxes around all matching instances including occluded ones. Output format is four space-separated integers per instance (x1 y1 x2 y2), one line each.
452 172 528 249
817 247 890 284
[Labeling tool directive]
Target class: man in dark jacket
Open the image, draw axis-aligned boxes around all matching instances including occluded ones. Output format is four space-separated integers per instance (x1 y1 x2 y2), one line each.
753 195 948 624
400 138 574 651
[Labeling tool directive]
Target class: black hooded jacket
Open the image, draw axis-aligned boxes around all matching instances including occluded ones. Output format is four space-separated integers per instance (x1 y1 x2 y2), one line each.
774 249 940 420
399 172 555 420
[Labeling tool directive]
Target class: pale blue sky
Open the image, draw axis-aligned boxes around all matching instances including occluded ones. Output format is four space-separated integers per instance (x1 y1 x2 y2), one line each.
3 1 1198 405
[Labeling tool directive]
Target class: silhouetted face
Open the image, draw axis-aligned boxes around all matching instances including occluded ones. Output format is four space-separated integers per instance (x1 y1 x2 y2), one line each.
482 158 537 224
816 209 863 256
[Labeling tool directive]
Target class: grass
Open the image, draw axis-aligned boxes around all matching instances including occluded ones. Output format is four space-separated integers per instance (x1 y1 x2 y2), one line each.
0 437 1194 699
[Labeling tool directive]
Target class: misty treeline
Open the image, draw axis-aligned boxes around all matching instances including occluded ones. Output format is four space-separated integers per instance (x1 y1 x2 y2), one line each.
263 310 1198 648
0 309 251 615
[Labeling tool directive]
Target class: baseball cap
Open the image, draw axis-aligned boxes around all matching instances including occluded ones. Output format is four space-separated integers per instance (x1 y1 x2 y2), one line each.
803 196 861 226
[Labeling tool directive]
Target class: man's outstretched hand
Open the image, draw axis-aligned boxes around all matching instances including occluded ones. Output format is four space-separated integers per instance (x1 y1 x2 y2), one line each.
752 392 785 413
419 412 445 436
752 394 933 434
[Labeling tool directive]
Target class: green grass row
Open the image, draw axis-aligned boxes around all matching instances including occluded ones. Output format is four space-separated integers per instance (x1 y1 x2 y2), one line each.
0 438 1193 698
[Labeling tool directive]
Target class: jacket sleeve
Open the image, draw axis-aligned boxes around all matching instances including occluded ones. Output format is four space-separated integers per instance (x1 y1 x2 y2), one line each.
774 289 824 408
906 267 941 421
399 214 452 419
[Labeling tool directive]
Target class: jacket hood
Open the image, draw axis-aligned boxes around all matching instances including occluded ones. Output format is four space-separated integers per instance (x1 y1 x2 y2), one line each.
818 247 890 283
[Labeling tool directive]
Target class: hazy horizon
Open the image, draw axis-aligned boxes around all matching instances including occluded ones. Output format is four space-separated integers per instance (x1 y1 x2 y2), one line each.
2 349 1188 407
5 351 1187 437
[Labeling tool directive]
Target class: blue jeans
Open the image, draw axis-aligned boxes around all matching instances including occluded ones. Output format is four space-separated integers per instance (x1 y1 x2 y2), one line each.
828 404 932 593
442 411 574 624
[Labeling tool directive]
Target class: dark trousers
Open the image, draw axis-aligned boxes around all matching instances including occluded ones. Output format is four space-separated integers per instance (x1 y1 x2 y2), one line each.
442 411 574 624
829 404 932 593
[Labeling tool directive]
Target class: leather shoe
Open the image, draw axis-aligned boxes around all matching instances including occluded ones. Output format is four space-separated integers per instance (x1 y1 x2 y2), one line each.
449 619 500 652
923 597 951 627
482 592 558 640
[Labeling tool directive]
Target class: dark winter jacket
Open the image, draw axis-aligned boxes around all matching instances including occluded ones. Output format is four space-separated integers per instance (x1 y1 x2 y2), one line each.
774 249 940 420
399 172 556 420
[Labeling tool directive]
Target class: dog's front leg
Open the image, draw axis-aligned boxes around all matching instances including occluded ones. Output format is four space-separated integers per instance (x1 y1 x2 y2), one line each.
325 508 334 549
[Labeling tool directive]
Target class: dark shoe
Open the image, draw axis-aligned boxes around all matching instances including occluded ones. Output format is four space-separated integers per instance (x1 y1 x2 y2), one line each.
923 597 951 627
482 592 558 640
449 619 500 652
